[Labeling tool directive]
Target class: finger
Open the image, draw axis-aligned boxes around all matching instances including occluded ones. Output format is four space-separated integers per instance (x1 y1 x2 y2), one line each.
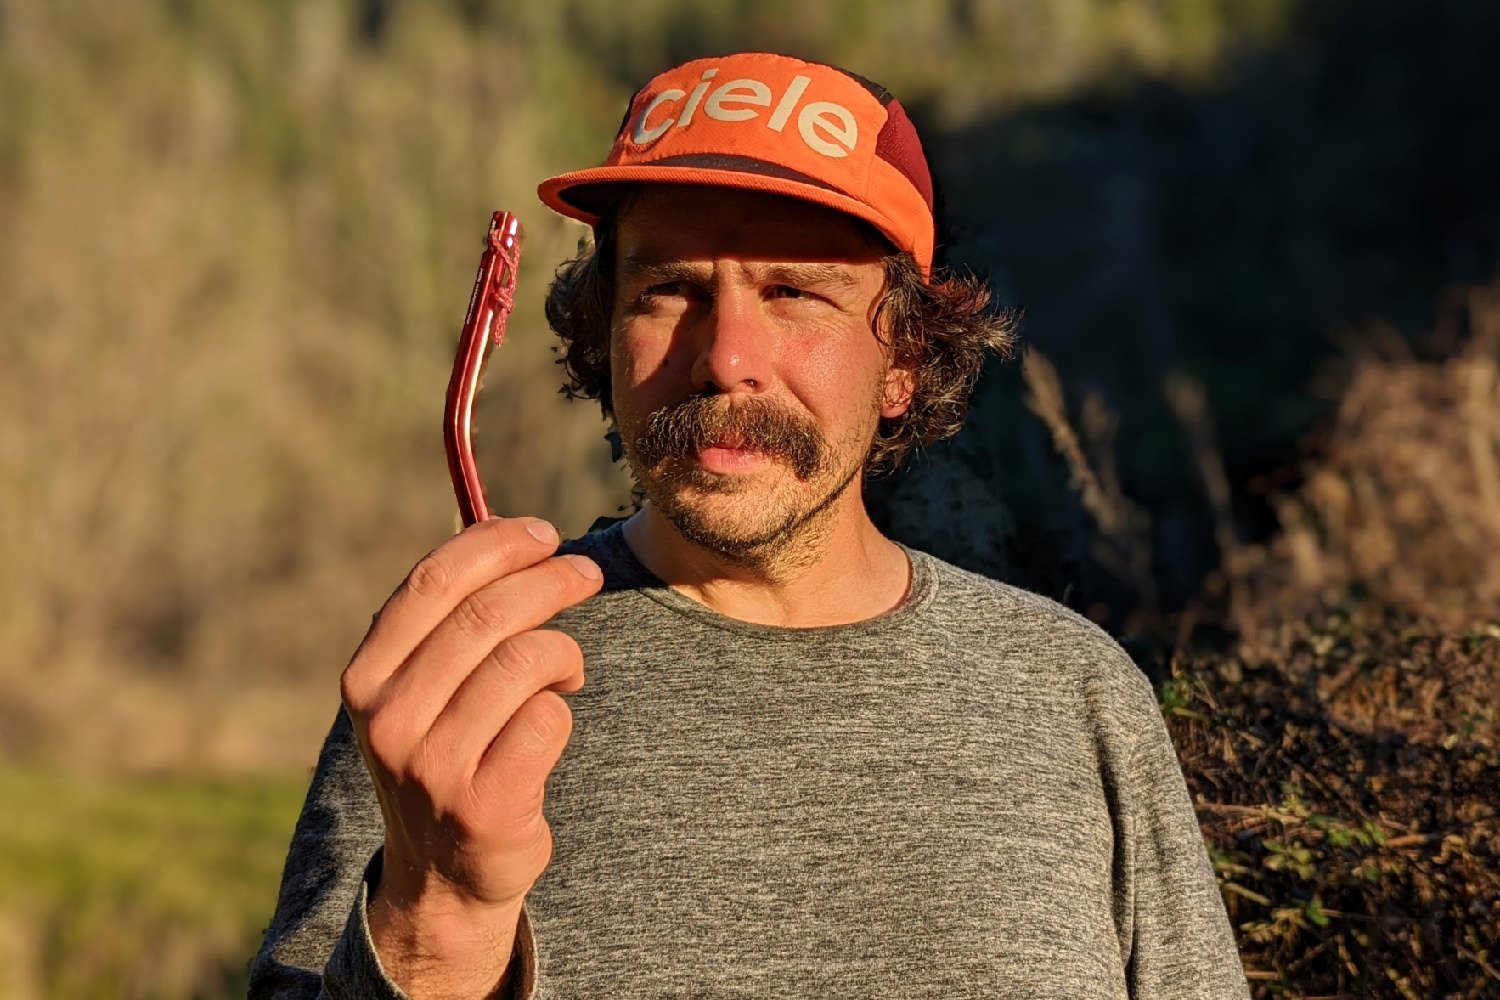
421 628 585 776
342 517 564 706
472 688 577 809
374 554 601 734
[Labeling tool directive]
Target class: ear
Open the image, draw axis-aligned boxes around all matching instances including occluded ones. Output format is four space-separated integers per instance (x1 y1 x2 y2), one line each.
880 366 916 419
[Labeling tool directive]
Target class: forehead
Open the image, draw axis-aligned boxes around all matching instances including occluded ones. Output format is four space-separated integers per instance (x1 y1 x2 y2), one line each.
612 185 888 271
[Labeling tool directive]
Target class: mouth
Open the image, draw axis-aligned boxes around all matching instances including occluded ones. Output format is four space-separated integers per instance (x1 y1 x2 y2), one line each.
695 440 770 473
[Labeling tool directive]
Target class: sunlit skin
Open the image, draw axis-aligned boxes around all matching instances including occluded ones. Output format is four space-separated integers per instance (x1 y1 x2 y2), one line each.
611 185 917 626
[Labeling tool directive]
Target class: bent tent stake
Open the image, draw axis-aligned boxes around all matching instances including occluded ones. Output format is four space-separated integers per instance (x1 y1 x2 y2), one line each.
443 211 522 528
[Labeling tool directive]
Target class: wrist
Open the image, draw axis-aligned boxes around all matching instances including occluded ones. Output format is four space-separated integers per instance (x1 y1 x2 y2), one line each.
367 854 524 998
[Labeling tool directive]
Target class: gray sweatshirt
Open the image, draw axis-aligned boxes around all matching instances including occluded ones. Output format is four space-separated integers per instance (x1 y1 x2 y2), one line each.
251 523 1250 998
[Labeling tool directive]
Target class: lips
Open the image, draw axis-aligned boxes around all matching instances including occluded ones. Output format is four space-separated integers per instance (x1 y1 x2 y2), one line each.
696 442 769 474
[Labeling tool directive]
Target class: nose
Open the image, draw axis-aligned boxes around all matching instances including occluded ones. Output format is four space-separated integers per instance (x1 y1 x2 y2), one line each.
688 281 773 396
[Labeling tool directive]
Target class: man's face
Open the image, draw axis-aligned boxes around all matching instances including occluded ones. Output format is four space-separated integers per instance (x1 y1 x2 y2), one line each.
609 185 913 562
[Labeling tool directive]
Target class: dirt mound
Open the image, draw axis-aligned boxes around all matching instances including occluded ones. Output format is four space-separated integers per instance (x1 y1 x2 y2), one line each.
1155 285 1500 997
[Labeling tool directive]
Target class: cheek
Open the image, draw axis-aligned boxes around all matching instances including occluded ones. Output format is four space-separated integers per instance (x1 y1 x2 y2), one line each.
613 328 670 385
788 331 886 414
610 327 680 425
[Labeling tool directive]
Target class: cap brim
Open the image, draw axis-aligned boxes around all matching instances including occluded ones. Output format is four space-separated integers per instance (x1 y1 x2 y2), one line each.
538 160 919 267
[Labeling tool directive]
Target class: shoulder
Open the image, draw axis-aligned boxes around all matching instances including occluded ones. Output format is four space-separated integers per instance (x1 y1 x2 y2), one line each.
920 550 1101 634
557 519 656 594
913 548 1157 705
547 521 660 638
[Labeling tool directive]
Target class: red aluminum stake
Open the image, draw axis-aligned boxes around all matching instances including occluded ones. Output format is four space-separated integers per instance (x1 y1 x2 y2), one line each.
443 211 521 527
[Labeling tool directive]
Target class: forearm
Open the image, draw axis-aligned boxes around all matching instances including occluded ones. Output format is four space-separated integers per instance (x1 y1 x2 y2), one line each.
250 707 388 999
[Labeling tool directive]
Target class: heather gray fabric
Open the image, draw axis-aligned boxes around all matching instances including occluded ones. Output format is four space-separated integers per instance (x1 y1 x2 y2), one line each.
251 523 1250 998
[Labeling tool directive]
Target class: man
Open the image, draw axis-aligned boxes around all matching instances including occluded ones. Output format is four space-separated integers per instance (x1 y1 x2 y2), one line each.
252 53 1249 999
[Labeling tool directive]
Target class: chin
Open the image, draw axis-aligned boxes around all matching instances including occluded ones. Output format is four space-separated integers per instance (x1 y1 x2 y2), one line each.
646 465 859 565
654 486 799 554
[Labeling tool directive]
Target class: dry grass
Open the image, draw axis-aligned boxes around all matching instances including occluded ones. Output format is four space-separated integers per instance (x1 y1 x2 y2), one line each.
1247 284 1500 639
1021 348 1157 621
1162 606 1498 998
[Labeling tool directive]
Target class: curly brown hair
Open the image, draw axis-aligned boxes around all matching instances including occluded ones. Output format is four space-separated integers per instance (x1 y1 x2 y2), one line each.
544 207 1019 475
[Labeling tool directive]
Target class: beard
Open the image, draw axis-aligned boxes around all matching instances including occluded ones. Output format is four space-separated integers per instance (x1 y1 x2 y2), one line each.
622 393 871 566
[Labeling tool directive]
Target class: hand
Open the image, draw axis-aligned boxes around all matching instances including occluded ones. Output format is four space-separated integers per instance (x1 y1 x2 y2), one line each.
340 516 603 991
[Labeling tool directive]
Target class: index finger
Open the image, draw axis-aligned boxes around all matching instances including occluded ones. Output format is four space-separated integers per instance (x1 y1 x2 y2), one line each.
347 516 564 683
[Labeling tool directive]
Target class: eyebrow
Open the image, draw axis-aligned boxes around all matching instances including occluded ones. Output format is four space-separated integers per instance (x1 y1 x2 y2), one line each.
617 257 704 288
755 262 863 293
616 256 863 293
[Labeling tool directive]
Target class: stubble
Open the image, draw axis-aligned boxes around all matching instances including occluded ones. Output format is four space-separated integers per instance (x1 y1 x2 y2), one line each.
623 393 877 571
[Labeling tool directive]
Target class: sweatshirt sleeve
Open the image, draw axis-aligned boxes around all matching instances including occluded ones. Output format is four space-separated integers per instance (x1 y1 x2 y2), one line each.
248 706 539 999
1116 673 1251 1000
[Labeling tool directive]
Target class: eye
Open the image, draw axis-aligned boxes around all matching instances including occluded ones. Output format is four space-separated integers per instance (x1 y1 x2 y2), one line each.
769 285 811 300
629 280 698 315
644 281 689 298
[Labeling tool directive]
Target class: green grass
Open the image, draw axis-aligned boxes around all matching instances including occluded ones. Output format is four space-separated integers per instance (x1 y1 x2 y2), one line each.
0 767 308 999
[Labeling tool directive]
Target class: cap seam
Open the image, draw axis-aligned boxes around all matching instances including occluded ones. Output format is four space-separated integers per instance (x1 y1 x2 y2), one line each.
859 107 891 204
614 146 860 196
662 51 891 117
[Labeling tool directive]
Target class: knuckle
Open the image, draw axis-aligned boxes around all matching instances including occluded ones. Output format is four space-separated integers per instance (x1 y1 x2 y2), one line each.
447 804 488 844
339 664 366 711
538 631 585 685
407 736 449 789
519 690 573 749
551 629 584 664
405 551 453 602
543 632 582 671
367 740 404 779
363 707 412 773
515 781 549 820
487 811 553 880
488 630 555 680
529 821 555 873
451 588 516 641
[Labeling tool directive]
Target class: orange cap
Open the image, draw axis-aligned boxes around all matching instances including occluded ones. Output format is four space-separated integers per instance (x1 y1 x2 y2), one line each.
538 53 936 274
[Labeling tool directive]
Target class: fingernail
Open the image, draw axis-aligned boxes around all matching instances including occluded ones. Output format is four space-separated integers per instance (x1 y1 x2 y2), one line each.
567 555 603 581
526 519 559 545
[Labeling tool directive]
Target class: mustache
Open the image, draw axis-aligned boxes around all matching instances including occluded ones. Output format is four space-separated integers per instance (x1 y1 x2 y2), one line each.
634 395 826 479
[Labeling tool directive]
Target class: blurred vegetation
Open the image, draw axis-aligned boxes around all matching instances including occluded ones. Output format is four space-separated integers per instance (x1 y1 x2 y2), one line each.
0 0 1496 996
0 767 305 998
0 0 1330 767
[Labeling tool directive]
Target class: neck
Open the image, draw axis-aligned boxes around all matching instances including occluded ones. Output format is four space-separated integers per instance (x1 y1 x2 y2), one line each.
619 491 911 628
